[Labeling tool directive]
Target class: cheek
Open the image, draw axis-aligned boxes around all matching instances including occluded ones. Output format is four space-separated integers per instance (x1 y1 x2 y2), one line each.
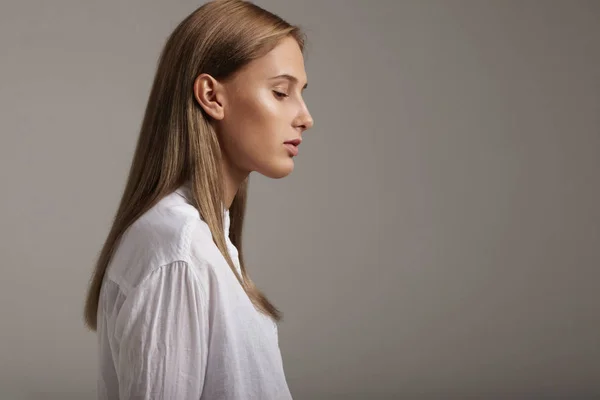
229 93 284 146
246 93 281 133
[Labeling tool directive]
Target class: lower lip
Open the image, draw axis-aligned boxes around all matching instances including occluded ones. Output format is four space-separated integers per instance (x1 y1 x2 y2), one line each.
284 143 299 156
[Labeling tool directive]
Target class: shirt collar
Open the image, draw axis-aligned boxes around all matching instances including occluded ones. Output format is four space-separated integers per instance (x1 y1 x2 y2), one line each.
175 180 231 236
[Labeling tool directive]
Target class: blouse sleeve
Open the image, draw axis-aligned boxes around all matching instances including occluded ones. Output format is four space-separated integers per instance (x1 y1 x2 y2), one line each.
114 260 209 400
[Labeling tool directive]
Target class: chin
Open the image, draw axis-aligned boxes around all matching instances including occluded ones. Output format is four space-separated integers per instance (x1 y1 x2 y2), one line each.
258 158 295 179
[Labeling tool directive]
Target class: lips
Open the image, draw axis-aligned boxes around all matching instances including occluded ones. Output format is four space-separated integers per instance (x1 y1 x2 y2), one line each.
284 138 302 146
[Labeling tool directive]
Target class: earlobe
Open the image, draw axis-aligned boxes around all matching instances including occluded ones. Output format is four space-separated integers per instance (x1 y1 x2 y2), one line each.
193 73 225 120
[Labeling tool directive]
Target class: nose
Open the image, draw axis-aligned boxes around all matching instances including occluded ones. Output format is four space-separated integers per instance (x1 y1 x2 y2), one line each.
296 105 314 132
302 113 314 131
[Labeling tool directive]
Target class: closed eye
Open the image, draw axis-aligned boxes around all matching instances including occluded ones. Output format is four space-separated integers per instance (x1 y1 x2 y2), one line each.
273 90 289 99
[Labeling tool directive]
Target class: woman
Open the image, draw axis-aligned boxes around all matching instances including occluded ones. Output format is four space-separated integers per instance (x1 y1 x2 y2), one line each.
83 0 314 398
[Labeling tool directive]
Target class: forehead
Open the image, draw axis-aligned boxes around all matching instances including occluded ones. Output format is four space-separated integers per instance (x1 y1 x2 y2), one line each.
230 36 307 86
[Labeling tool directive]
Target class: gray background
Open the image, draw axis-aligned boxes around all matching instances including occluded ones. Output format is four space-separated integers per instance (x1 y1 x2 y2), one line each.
1 0 599 399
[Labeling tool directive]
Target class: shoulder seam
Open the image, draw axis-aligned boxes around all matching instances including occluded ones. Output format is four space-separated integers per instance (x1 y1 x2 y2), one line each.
135 259 209 303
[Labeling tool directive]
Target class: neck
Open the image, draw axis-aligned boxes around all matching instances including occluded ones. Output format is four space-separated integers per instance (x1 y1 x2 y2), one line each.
221 154 248 209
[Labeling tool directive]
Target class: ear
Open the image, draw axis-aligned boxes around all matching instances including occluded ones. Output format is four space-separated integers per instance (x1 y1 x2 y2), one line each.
193 73 225 120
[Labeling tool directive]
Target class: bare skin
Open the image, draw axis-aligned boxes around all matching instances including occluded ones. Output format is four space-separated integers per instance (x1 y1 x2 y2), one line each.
193 36 314 208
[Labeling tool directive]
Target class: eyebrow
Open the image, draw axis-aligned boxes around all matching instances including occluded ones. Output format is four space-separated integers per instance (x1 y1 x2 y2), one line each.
269 74 308 90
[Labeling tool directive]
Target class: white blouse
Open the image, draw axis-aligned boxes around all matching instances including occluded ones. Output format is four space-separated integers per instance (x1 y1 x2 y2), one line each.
96 183 292 399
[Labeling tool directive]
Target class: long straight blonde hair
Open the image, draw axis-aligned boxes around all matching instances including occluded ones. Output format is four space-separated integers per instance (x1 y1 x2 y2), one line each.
83 0 305 331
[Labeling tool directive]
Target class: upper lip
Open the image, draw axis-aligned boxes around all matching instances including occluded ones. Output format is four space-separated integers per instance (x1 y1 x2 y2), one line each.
284 138 302 146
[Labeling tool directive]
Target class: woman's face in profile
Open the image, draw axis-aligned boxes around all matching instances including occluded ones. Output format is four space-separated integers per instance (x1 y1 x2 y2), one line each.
214 36 314 179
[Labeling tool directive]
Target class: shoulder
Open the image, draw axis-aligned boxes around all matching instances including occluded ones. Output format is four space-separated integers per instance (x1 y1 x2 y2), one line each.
105 190 209 294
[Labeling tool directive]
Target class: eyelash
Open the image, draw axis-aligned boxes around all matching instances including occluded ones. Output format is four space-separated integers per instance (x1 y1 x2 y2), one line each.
273 90 289 99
